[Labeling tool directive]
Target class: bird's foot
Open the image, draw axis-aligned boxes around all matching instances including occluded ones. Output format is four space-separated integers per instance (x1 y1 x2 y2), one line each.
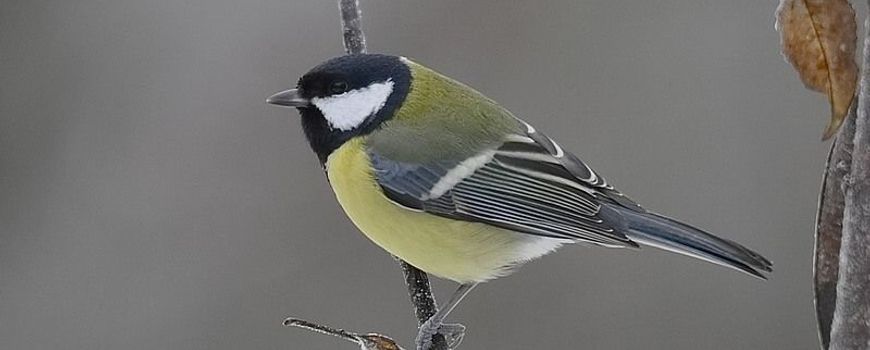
414 318 466 350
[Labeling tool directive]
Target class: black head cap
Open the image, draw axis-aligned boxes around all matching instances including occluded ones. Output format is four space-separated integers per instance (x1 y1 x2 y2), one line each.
295 54 411 164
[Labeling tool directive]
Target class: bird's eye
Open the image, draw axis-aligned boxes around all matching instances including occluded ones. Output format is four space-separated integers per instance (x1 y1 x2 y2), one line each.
329 81 349 95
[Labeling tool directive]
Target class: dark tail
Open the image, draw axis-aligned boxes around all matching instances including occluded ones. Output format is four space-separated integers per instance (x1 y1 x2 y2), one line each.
606 204 773 279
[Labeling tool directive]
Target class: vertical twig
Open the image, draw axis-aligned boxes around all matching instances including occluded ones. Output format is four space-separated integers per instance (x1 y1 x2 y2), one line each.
339 0 367 55
400 261 448 350
815 102 856 349
829 10 870 350
396 258 449 350
336 1 448 349
401 262 440 325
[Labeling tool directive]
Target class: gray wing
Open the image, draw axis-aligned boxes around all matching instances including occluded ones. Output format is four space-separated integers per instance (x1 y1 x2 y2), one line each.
369 122 641 248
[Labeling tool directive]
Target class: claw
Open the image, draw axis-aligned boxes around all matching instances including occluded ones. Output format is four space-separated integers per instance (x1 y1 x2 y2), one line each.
439 323 466 348
413 283 477 350
414 318 437 350
414 318 466 350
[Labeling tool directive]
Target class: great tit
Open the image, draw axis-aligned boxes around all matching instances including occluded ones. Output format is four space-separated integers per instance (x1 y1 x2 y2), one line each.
267 54 772 349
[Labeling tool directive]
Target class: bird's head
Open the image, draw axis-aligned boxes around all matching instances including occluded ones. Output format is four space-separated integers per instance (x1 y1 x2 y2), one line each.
267 54 412 163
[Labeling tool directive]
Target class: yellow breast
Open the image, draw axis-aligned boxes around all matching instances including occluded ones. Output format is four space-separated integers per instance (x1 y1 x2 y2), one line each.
325 138 563 283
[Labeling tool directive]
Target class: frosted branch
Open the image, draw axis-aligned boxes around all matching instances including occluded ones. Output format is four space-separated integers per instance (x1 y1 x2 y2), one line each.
815 102 856 349
828 7 870 350
285 1 452 349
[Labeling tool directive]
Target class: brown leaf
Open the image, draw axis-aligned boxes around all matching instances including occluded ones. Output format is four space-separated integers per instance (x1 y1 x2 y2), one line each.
359 333 405 350
776 0 858 140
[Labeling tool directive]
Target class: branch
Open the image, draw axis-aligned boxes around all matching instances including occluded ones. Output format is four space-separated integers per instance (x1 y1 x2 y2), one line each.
335 2 447 348
399 260 448 350
285 317 404 350
285 2 451 349
335 1 448 348
829 8 870 349
815 101 856 349
339 0 366 55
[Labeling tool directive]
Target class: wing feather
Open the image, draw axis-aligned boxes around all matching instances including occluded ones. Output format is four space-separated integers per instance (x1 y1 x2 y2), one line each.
370 126 639 248
369 116 771 278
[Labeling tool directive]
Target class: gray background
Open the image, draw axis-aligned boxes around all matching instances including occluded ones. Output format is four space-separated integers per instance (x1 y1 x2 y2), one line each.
0 0 855 349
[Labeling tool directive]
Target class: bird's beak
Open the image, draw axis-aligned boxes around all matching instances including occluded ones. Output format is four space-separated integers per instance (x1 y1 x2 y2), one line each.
266 89 310 108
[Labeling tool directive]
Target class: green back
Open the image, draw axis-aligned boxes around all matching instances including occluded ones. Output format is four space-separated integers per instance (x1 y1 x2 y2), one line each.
365 59 521 163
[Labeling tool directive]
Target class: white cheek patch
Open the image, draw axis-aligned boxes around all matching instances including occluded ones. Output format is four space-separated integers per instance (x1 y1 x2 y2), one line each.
311 80 395 131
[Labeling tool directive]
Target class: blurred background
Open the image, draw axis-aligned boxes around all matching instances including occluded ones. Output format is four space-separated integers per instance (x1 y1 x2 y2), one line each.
1 0 859 348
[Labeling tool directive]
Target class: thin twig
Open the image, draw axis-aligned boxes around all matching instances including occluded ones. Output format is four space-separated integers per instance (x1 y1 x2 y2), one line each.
400 260 448 350
285 317 405 350
400 261 439 325
829 10 870 350
339 0 367 55
284 317 360 342
332 1 449 349
304 0 448 350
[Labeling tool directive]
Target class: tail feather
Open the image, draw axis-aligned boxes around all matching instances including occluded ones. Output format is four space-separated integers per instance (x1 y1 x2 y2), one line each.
607 205 773 279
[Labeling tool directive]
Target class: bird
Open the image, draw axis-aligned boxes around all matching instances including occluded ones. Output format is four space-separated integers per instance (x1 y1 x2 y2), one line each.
267 53 772 350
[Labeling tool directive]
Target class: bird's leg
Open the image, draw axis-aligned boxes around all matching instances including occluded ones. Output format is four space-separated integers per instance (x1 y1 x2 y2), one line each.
415 283 478 350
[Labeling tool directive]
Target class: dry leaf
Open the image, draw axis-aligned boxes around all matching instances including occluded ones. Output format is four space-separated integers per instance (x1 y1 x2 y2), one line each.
776 0 858 140
358 333 405 350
